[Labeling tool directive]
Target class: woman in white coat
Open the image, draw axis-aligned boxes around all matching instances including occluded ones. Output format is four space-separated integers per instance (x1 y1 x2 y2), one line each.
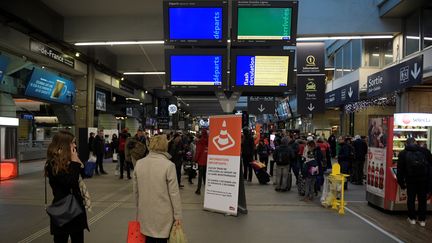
133 134 182 243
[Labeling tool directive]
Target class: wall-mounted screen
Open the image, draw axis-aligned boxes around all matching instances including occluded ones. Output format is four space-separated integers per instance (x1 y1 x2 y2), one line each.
163 1 228 45
95 91 106 111
25 68 76 105
232 1 298 46
230 49 294 93
165 49 227 91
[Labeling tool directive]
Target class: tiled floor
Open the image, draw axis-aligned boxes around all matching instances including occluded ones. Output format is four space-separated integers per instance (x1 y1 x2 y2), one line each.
1 160 430 243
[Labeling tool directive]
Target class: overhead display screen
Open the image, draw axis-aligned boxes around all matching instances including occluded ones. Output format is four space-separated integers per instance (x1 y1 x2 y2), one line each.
170 55 223 86
232 1 298 46
235 55 289 87
169 8 222 40
163 1 228 45
237 8 292 41
25 68 75 105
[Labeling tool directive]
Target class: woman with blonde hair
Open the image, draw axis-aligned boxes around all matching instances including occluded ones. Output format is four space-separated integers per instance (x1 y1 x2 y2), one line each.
45 130 89 243
133 134 183 243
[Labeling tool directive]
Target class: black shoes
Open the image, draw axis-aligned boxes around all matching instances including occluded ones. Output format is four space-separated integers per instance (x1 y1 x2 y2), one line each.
101 171 108 175
195 190 201 195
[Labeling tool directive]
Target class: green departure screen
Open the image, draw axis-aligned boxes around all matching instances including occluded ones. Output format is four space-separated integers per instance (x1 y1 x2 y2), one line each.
237 8 292 40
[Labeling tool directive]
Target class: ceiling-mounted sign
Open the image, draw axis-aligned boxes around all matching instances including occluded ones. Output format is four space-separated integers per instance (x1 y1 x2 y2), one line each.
157 117 170 129
325 81 359 107
297 76 325 115
158 98 170 118
367 55 423 98
168 104 178 115
30 40 75 68
25 68 76 105
297 42 325 75
247 96 275 115
0 55 10 82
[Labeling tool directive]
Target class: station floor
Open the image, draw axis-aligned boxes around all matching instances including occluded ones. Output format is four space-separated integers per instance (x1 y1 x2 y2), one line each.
1 160 431 243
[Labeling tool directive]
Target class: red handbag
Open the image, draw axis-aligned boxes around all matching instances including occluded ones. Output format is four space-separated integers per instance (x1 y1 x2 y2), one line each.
127 221 146 243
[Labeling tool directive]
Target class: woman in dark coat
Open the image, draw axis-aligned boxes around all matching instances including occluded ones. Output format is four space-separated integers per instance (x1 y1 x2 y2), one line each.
45 131 89 243
242 127 255 182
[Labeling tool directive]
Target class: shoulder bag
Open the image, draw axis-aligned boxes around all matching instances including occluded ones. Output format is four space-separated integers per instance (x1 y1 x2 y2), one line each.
45 167 83 227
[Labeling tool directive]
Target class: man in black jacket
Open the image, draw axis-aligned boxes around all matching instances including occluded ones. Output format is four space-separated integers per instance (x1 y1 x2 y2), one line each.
273 137 295 191
93 130 107 175
242 128 255 182
352 135 368 185
397 137 431 227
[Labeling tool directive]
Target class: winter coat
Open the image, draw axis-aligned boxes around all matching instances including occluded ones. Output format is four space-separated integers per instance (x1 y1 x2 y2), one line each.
353 139 368 161
257 143 270 159
133 152 182 238
241 134 255 162
169 140 184 165
195 135 208 166
93 135 105 155
273 144 295 166
397 145 432 186
338 143 354 163
45 161 89 235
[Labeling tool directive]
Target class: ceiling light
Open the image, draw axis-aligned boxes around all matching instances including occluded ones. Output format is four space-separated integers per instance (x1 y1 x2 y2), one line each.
75 52 80 57
325 67 335 71
406 36 420 40
123 72 165 75
145 90 148 94
74 40 164 46
121 77 124 81
372 53 380 57
41 66 45 69
297 35 393 41
126 97 140 101
385 54 393 58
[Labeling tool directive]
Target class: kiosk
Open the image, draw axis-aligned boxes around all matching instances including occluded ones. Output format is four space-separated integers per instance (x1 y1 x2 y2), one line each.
0 117 19 181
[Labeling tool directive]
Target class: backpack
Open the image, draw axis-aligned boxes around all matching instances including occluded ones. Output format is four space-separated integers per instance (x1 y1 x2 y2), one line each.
406 151 428 177
277 148 291 165
118 136 127 152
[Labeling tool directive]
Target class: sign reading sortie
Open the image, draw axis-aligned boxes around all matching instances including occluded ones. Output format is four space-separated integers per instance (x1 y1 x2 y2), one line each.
204 115 242 216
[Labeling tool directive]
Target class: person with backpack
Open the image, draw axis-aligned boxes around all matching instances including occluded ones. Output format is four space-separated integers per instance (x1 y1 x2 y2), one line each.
273 137 295 192
169 133 185 188
242 127 255 182
317 137 331 171
302 140 322 201
118 129 131 179
397 137 432 227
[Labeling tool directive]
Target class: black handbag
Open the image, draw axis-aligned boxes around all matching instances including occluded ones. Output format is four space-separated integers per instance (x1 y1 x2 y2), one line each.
45 173 83 227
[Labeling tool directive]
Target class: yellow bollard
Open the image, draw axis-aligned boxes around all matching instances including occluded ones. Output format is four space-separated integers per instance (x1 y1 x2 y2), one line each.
327 163 349 215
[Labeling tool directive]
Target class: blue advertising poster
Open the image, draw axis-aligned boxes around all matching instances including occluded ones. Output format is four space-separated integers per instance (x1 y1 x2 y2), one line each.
25 68 75 105
170 55 222 86
236 56 255 86
0 55 10 81
169 7 222 40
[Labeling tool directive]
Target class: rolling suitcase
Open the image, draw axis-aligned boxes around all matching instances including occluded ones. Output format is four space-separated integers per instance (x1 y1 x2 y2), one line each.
254 168 270 184
84 161 96 178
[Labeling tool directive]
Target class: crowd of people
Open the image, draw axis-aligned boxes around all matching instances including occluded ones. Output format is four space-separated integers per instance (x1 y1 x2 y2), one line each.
43 127 432 242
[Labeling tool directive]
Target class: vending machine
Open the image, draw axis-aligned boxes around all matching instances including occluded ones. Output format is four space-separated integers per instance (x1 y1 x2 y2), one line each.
366 113 432 211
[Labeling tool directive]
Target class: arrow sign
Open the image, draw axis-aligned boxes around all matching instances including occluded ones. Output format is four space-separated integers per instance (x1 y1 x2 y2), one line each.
307 103 315 111
247 96 275 115
411 63 421 79
348 86 353 98
258 104 265 113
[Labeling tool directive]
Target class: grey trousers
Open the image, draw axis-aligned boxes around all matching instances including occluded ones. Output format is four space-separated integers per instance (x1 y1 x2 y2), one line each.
275 165 290 190
305 177 317 198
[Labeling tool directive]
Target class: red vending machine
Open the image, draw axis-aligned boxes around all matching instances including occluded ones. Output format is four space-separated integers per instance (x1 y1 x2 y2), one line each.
366 113 432 210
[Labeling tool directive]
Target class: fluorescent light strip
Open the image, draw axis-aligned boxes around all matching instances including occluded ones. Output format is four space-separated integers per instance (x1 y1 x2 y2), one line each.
406 36 432 41
0 117 19 126
297 35 393 41
124 72 165 75
75 40 164 46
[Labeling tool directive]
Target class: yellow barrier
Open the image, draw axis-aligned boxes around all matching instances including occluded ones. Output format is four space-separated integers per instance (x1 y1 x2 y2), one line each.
321 163 349 215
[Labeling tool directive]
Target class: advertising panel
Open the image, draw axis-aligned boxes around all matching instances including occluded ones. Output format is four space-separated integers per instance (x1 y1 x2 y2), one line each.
204 115 242 215
25 68 76 105
367 147 386 198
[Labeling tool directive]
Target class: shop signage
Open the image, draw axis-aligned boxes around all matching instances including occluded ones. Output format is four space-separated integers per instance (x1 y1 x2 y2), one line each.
30 40 75 68
247 96 275 115
367 55 423 98
325 81 359 107
297 76 325 115
95 91 106 111
0 55 10 82
204 115 242 216
394 113 432 127
297 42 325 75
25 68 76 105
157 117 170 129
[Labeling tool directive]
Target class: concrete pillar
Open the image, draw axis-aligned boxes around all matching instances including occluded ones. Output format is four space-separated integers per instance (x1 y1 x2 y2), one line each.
0 93 16 117
75 63 96 130
396 87 432 113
